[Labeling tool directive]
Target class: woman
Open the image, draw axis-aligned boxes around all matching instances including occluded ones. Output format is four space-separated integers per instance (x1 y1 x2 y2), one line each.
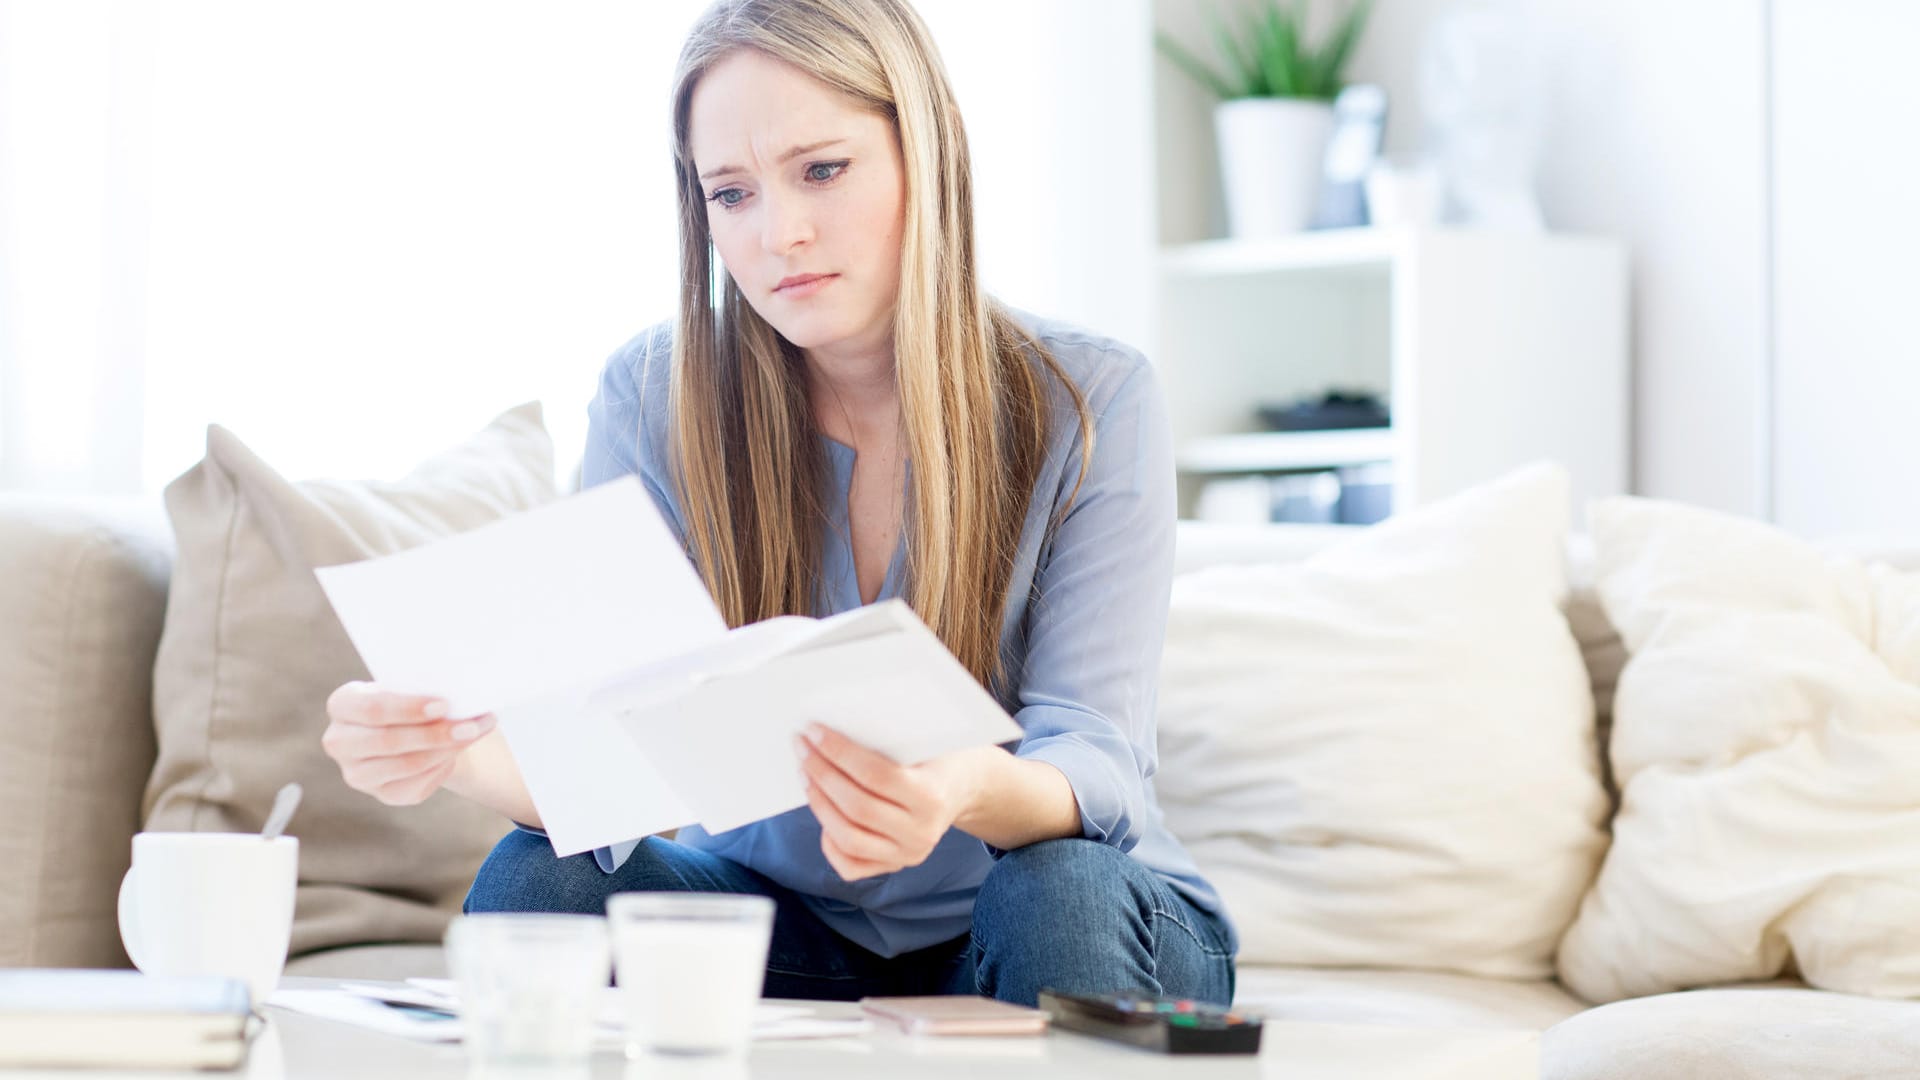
320 0 1235 1006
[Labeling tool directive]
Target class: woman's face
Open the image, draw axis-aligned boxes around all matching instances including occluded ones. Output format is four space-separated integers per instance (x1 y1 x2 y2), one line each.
688 49 906 356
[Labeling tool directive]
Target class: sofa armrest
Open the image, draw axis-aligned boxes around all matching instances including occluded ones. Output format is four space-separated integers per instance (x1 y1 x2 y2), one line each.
0 494 172 967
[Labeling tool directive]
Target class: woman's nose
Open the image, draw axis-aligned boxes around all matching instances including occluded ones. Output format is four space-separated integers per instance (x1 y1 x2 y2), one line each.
759 187 814 255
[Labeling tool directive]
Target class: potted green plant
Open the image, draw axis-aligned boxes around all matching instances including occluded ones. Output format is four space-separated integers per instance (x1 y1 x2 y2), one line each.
1158 0 1373 237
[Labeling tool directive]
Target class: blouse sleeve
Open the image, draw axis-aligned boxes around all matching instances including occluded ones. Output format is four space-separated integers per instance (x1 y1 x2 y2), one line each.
582 325 686 545
1006 358 1177 854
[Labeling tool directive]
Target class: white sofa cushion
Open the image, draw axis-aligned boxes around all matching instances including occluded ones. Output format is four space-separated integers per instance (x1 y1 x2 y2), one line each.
1155 464 1610 979
1542 986 1920 1080
1235 965 1587 1032
1556 496 1920 1003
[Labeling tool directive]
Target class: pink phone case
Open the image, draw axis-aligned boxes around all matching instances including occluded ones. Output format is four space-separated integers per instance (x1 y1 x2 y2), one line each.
858 995 1051 1036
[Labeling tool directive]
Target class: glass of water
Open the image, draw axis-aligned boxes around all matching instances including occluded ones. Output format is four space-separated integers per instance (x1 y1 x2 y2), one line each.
607 893 774 1058
445 913 611 1065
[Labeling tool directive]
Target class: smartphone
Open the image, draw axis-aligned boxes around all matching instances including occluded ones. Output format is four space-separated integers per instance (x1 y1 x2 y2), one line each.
858 995 1050 1036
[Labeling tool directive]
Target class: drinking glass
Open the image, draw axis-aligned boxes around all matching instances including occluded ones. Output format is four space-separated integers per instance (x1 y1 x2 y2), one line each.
607 893 774 1058
445 913 611 1065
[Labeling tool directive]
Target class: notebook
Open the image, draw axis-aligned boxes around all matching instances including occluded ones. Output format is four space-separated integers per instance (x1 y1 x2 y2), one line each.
0 969 252 1069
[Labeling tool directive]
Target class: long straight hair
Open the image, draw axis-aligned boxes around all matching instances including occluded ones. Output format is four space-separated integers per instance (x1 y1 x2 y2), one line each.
666 0 1092 688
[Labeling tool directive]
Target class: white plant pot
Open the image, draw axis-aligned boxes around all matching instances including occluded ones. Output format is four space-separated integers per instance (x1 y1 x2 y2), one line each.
1215 97 1336 238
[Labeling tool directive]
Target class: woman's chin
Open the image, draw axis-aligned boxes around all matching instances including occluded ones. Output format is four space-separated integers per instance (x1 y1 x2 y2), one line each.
763 309 857 351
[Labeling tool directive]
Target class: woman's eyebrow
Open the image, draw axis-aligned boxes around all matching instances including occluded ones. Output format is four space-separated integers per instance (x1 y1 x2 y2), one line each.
698 138 849 182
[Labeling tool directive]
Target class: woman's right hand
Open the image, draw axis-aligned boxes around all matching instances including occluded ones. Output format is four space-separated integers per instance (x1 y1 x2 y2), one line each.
321 682 497 806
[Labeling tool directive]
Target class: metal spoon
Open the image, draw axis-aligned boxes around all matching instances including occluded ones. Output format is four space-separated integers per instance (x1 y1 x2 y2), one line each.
261 782 303 841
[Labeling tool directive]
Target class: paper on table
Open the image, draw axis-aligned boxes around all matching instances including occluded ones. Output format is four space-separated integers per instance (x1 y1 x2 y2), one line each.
313 477 727 721
267 988 462 1043
311 983 871 1044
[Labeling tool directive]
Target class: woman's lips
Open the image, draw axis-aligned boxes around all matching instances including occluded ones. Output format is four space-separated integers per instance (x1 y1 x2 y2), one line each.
775 273 837 298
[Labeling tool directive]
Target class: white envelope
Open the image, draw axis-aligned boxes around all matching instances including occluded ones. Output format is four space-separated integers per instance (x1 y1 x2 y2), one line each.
614 605 1022 834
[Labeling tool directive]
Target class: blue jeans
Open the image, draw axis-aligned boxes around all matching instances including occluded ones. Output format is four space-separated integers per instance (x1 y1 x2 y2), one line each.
464 831 1236 1006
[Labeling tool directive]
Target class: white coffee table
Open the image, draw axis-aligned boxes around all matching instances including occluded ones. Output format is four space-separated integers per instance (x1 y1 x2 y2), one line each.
5 977 1538 1078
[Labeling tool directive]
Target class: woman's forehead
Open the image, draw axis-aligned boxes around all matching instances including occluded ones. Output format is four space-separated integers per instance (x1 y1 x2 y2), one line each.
688 50 882 173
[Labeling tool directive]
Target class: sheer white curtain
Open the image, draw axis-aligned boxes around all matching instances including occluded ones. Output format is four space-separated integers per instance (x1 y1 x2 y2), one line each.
0 0 155 492
0 0 1152 496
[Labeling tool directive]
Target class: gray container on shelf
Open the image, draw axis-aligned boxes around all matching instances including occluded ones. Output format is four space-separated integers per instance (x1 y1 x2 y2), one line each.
1335 463 1394 525
1310 84 1387 230
1270 472 1343 524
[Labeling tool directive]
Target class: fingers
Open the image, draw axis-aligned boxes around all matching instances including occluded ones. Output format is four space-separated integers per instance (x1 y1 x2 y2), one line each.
800 724 912 806
799 738 915 838
322 712 496 761
326 681 471 727
321 681 490 807
804 776 898 865
343 746 461 791
819 829 889 882
372 756 460 807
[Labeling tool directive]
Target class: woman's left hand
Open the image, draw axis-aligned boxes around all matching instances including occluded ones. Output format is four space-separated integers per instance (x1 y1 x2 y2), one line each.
795 723 1001 881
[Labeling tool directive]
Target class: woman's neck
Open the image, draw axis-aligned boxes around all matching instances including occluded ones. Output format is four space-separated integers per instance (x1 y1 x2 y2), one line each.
804 338 900 445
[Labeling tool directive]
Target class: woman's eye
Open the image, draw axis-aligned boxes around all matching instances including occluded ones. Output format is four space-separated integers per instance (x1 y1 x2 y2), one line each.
806 161 849 184
706 162 845 213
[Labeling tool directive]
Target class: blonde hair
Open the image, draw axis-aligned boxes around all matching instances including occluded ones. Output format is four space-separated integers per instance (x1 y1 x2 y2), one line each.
667 0 1092 688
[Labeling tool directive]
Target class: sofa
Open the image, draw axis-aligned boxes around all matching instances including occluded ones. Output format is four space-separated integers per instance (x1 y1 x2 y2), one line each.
5 438 1920 1079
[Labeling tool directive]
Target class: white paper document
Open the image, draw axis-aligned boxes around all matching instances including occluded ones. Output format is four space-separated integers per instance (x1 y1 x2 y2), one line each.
314 476 1023 856
269 983 872 1044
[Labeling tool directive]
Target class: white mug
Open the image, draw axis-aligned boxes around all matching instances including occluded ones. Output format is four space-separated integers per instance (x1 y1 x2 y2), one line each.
117 832 299 1006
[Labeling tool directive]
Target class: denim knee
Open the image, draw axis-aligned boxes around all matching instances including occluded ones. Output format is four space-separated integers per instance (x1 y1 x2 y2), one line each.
970 839 1156 1004
971 839 1234 1007
973 839 1151 935
463 828 613 915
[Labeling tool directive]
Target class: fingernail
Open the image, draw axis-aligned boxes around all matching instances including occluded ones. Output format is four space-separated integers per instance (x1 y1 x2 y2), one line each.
793 735 810 759
450 721 480 742
423 700 448 720
804 724 825 745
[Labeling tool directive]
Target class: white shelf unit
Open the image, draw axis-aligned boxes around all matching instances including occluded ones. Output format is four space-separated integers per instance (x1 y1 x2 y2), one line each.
1154 227 1629 520
1179 427 1399 475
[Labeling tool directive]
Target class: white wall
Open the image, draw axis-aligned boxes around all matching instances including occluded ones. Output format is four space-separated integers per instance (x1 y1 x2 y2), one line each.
133 0 702 493
1160 0 1920 534
921 0 1156 353
1 1 1156 495
1771 0 1920 536
1155 0 1773 518
1360 0 1772 518
0 0 153 492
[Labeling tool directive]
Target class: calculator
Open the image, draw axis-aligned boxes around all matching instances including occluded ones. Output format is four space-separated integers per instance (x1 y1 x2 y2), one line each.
1036 990 1262 1055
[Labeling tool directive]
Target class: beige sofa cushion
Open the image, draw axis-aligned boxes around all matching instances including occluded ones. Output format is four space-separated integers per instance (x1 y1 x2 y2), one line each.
143 403 554 957
0 497 172 967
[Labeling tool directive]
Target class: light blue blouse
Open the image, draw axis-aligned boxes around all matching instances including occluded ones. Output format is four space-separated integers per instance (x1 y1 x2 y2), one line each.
576 309 1232 959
